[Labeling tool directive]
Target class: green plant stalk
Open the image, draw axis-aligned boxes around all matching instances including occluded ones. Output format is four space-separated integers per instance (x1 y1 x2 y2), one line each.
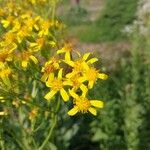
124 32 143 150
18 108 32 150
38 95 61 150
51 1 56 22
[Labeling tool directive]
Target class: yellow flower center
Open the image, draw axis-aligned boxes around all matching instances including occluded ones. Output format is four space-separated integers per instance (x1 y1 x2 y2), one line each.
44 64 55 74
21 52 30 60
51 79 63 91
75 97 91 113
73 60 84 73
4 32 15 43
71 75 81 88
37 38 45 47
0 69 11 77
86 68 98 81
42 21 51 29
0 52 9 62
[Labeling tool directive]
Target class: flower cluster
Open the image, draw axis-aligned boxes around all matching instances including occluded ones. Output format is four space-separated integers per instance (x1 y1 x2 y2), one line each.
0 0 108 117
42 43 108 116
0 0 63 117
0 0 63 86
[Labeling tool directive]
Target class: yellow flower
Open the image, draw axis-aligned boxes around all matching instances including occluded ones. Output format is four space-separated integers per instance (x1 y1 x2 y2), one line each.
79 67 108 89
41 57 60 82
68 90 104 116
1 16 14 28
44 69 69 101
11 19 21 32
20 51 38 68
64 73 88 95
24 17 39 31
17 26 30 43
2 32 16 45
57 43 73 61
38 20 53 37
65 52 98 78
29 38 45 52
0 49 14 62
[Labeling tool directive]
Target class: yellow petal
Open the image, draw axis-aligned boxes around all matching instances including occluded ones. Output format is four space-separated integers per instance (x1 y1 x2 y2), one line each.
64 60 74 67
48 73 54 80
68 106 79 116
30 43 37 47
29 55 38 64
58 69 63 79
34 24 39 30
78 77 87 83
88 81 94 89
69 90 79 99
88 107 97 116
90 100 104 108
82 62 89 70
66 72 75 79
22 61 28 68
98 73 108 80
46 74 54 87
63 81 73 86
83 52 91 60
1 20 9 28
65 52 71 61
60 88 69 101
44 90 57 100
87 58 98 64
41 73 48 82
80 84 88 97
57 49 65 54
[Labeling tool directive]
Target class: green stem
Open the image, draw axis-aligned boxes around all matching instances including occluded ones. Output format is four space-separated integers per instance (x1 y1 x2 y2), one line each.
0 141 5 150
51 1 56 22
38 95 61 150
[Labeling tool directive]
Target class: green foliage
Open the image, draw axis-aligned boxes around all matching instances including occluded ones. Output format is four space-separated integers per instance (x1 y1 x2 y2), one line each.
95 0 138 42
65 0 138 43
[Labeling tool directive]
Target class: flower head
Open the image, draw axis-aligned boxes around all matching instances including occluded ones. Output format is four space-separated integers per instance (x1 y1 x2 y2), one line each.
44 69 69 101
68 90 104 116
